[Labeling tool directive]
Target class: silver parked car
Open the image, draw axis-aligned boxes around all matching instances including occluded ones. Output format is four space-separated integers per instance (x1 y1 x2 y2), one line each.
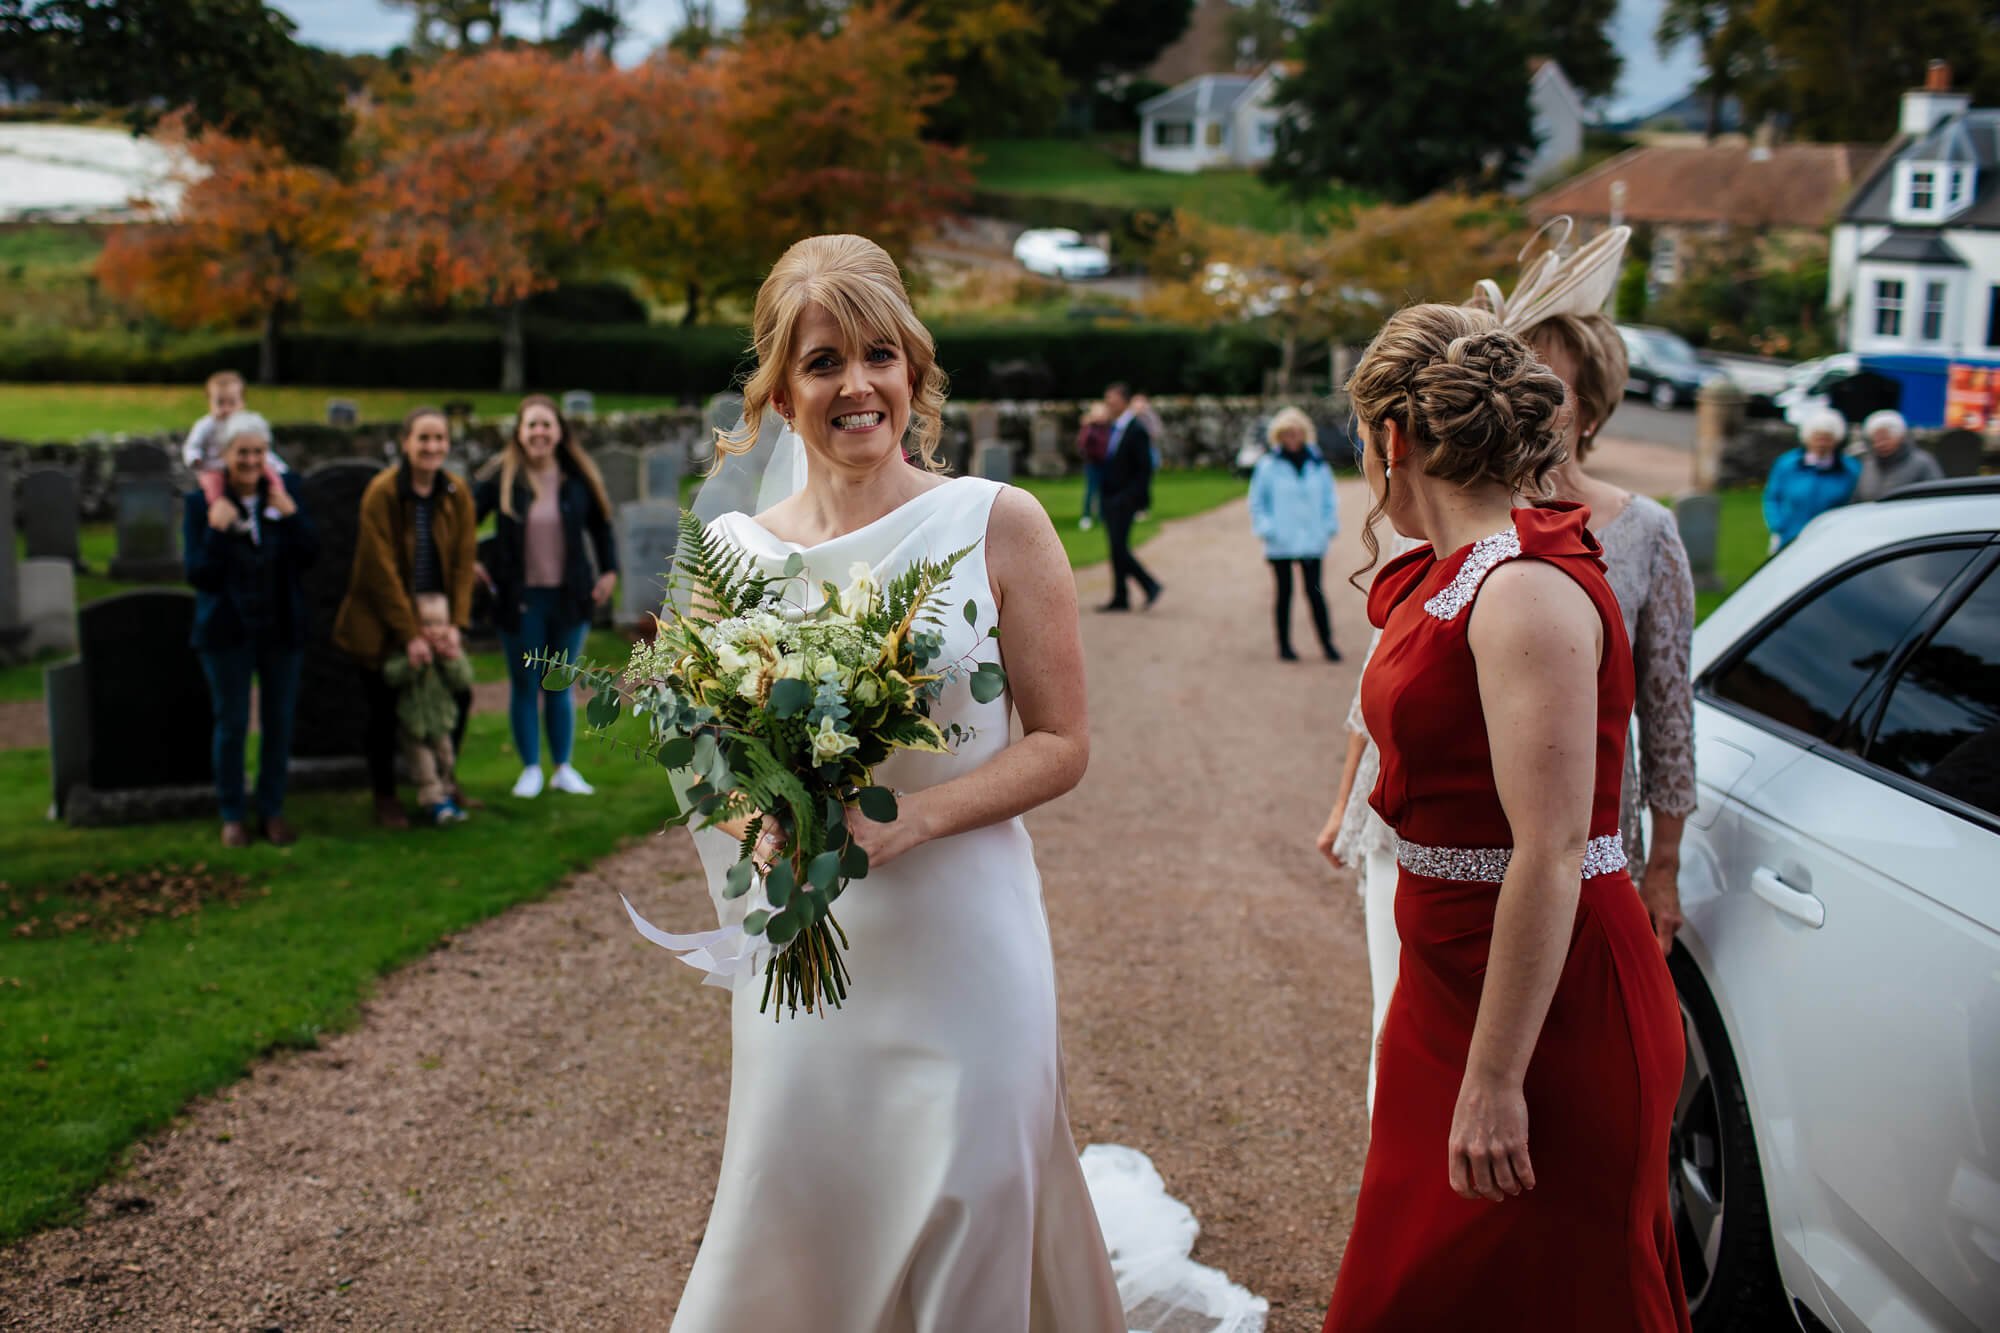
1673 477 2000 1331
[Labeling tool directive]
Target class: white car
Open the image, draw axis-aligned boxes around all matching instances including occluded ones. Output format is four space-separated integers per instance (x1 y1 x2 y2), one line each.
1011 228 1111 281
1673 476 2000 1331
1774 353 1861 431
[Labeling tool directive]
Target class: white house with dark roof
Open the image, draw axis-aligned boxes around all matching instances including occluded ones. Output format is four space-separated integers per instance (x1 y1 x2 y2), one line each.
1830 63 2000 360
1137 66 1286 173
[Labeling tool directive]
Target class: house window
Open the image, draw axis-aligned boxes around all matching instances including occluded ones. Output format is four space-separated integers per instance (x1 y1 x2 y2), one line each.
1987 286 2000 348
1949 170 1968 205
1255 120 1276 150
1204 121 1224 148
1922 281 1948 342
1910 169 1936 210
1875 279 1906 338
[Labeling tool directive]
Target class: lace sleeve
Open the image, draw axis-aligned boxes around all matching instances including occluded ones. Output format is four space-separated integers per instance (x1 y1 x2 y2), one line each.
1345 626 1384 737
1634 509 1697 819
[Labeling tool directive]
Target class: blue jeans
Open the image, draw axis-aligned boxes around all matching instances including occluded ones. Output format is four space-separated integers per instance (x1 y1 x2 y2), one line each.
1081 461 1105 521
501 587 588 767
198 643 304 823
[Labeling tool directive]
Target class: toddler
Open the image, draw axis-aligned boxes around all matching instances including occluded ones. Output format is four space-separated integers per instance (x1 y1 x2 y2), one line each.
381 593 475 825
185 371 289 509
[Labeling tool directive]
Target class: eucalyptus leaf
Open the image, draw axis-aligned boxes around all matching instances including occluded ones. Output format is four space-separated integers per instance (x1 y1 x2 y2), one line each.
724 859 754 900
764 912 801 947
586 690 621 728
693 733 720 771
840 840 870 879
742 909 771 936
969 663 1007 704
765 861 795 908
538 656 572 692
769 677 812 718
962 600 978 625
783 551 805 579
659 736 696 769
807 851 841 892
856 786 898 823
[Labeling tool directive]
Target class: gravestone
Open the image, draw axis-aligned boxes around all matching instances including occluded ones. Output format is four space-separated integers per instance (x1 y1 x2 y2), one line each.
975 441 1015 485
968 403 1001 449
19 558 77 656
1027 412 1065 478
1933 429 1983 479
0 457 19 658
291 460 383 763
596 445 642 509
113 441 174 477
45 659 88 819
617 501 680 626
643 443 682 505
1673 492 1722 592
78 590 212 792
107 473 182 581
562 389 596 419
326 398 359 428
20 466 81 566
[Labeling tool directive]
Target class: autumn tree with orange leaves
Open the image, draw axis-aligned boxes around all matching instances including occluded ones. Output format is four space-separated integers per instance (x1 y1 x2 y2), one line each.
611 8 970 324
352 47 627 392
96 117 351 384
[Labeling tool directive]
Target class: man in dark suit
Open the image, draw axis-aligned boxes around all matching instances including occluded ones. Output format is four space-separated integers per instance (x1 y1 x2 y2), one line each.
1096 382 1162 612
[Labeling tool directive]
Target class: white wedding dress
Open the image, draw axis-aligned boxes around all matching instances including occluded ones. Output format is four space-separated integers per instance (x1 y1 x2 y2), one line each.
671 476 1128 1332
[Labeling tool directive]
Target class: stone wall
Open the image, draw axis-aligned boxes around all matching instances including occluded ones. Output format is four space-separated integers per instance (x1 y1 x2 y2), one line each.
1718 420 1998 489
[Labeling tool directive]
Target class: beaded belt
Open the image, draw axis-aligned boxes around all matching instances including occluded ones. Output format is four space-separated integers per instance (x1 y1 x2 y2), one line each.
1395 832 1628 883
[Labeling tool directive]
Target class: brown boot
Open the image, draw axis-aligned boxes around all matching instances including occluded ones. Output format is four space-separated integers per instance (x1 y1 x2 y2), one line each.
372 794 410 830
263 816 298 847
450 785 486 812
220 821 251 848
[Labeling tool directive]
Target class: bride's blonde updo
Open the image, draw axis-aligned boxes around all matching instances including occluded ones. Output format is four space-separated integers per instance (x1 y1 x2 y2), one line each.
718 234 950 470
1346 303 1570 578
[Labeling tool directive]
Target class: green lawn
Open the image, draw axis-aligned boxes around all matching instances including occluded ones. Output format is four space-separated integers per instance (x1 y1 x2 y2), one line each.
972 137 1370 232
1696 488 1768 624
0 383 681 441
1016 467 1252 568
0 708 676 1243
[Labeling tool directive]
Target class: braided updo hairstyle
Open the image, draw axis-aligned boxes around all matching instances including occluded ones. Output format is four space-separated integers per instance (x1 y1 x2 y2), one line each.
1346 303 1570 581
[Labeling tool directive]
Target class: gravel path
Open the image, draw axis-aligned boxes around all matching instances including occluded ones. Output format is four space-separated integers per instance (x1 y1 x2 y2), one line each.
0 443 1681 1329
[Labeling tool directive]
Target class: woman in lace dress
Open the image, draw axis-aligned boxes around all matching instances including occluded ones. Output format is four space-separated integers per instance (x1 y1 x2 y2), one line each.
1522 312 1695 952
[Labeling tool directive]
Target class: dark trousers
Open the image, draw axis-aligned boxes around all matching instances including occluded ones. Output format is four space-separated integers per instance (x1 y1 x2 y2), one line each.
1081 461 1105 521
358 662 471 800
198 643 304 823
1270 558 1335 654
1104 503 1159 607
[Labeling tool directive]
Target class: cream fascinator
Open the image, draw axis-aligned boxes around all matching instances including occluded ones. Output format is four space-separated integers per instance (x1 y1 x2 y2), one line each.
1468 217 1631 332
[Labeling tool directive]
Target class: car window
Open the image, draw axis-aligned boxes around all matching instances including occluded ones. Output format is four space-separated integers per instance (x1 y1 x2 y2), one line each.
1866 565 2000 818
1707 546 1980 741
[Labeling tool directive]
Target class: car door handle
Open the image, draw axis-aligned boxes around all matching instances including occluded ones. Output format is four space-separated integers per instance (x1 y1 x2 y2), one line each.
1751 867 1825 929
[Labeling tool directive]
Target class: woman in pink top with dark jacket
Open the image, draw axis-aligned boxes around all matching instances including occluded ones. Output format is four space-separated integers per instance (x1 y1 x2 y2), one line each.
474 395 618 799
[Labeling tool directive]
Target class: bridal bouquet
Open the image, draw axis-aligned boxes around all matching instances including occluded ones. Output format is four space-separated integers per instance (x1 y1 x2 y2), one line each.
532 510 1005 1019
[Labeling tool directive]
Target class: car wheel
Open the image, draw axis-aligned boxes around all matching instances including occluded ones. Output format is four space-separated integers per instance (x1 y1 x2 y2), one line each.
1670 950 1793 1332
1652 380 1681 411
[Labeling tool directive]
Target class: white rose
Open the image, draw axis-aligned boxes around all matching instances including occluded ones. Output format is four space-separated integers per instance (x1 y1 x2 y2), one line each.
810 715 860 763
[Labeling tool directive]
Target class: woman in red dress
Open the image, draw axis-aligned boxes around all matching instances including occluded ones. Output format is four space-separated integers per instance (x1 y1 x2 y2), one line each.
1322 304 1690 1332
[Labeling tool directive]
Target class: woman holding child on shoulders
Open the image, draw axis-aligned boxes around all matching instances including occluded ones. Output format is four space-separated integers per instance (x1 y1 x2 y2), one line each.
474 395 618 799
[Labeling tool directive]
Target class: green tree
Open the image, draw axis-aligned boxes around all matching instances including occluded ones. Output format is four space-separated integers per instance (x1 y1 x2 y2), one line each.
1265 0 1534 202
1 0 349 168
1494 0 1621 101
1048 0 1194 82
1751 0 2000 142
1227 1 1318 69
1655 0 1773 138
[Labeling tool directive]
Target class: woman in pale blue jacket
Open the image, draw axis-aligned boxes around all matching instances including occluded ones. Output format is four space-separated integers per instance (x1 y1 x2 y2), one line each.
1763 407 1861 551
1249 406 1341 660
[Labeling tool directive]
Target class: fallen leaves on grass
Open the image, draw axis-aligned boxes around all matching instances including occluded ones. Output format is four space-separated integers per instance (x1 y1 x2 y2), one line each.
3 868 266 941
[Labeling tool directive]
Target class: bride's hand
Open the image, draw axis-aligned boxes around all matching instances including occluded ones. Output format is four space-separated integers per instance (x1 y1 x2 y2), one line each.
846 794 932 872
1315 802 1347 868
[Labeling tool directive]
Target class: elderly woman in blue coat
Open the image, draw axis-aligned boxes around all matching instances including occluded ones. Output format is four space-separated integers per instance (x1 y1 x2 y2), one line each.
183 412 319 847
1249 406 1341 661
1763 407 1860 551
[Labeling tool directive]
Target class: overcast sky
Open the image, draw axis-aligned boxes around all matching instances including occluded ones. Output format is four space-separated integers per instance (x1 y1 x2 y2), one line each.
273 0 1702 122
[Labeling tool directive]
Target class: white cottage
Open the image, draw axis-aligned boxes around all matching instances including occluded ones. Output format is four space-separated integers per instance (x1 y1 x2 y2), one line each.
1137 65 1287 174
1829 65 2000 362
1514 58 1589 195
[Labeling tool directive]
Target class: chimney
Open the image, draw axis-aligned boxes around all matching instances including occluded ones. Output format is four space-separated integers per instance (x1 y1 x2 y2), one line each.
1901 58 1971 137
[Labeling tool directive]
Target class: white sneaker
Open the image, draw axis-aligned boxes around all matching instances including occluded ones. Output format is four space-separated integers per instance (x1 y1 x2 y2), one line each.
512 766 545 798
1078 515 1094 529
550 763 595 796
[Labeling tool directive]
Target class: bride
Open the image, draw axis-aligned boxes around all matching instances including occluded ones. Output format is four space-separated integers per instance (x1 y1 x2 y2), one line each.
666 233 1126 1331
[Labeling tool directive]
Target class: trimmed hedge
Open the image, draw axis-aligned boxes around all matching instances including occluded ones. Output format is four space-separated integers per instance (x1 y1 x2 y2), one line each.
0 319 1278 400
